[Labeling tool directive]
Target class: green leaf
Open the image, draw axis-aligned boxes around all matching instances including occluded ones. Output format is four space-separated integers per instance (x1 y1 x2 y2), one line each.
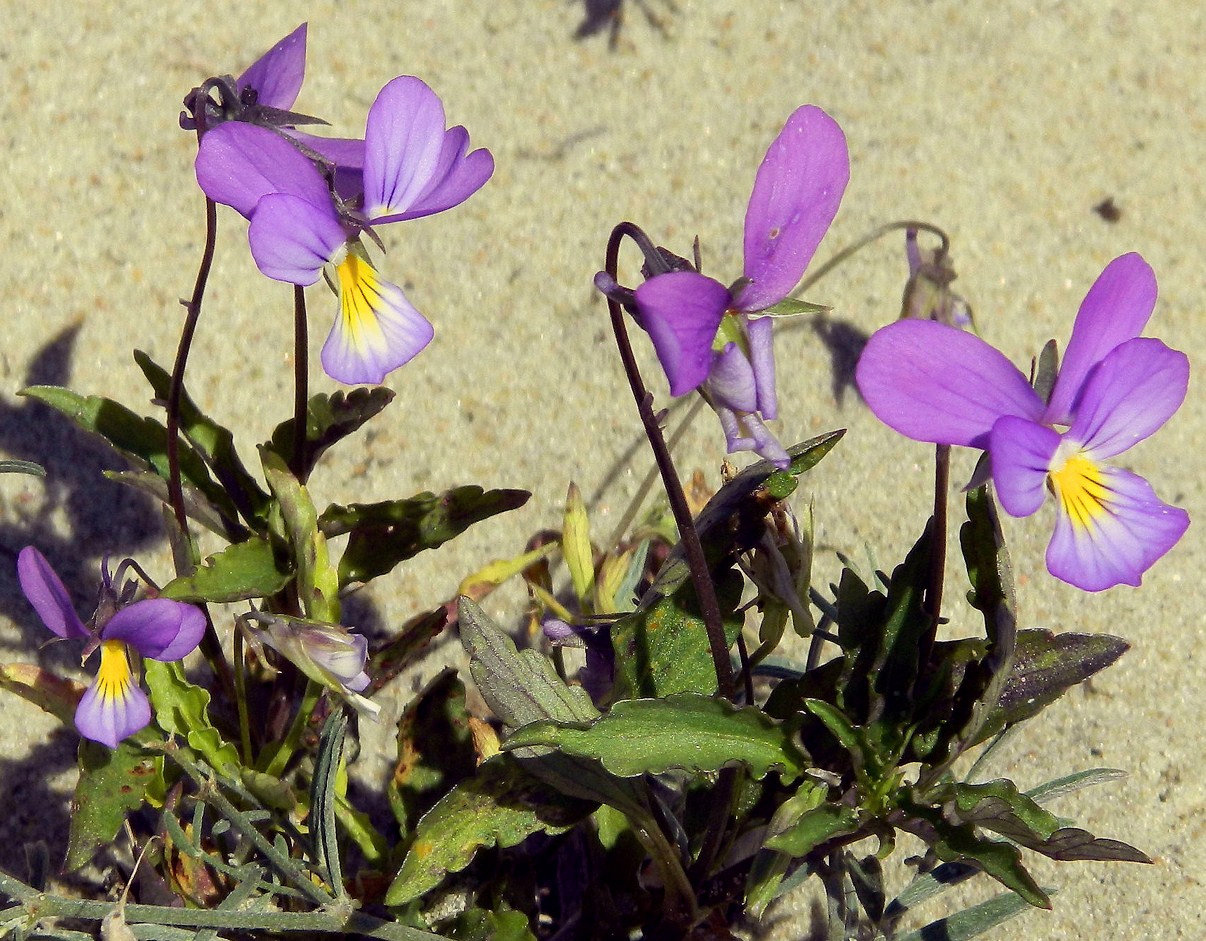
269 386 395 479
758 297 832 317
764 804 859 856
459 596 598 729
159 537 292 603
310 709 348 894
384 755 592 905
0 459 45 477
368 606 451 693
134 349 269 525
389 669 479 834
262 448 339 622
21 385 238 531
562 482 595 606
609 567 744 700
895 887 1048 941
322 486 530 587
142 661 240 774
930 779 1061 843
502 693 807 782
66 740 161 870
968 629 1128 745
0 663 84 724
104 469 234 536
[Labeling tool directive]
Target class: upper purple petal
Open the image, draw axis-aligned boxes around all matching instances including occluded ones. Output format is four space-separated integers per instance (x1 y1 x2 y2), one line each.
237 23 308 112
1046 466 1189 591
363 76 487 222
195 123 330 219
373 126 495 223
634 272 731 396
989 416 1061 518
737 105 850 312
101 599 206 661
284 132 368 204
1065 337 1189 459
248 192 346 285
856 320 1043 448
1045 253 1157 424
16 546 88 639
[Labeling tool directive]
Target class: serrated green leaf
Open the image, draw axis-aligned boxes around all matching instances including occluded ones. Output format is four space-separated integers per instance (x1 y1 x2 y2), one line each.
764 804 859 857
931 779 1061 844
269 386 395 479
134 350 269 525
262 448 339 622
66 740 161 870
159 537 292 603
0 663 84 724
502 693 807 782
143 661 240 774
322 486 530 587
384 755 591 905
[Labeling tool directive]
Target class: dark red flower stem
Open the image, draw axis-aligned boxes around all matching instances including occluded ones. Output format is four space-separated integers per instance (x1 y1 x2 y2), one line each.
603 222 735 702
291 285 309 481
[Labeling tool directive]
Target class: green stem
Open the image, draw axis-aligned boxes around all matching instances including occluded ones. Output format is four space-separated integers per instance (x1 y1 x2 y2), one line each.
233 628 253 765
262 679 322 778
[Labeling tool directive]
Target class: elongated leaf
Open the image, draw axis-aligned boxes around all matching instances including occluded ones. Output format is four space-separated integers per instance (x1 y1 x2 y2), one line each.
0 663 84 724
159 537 292 603
562 482 595 606
66 740 161 870
105 470 233 537
262 449 339 622
459 597 598 729
503 693 807 782
895 886 1048 941
311 709 347 894
1025 767 1126 805
384 754 592 905
0 459 45 477
269 386 395 479
931 779 1060 844
135 350 269 525
367 605 451 694
764 804 859 856
322 486 530 587
142 661 240 774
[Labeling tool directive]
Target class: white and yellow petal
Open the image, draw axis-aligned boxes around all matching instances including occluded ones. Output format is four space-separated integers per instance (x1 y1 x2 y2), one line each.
75 640 152 748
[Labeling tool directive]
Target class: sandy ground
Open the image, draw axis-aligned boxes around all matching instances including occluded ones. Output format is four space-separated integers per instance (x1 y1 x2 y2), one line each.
0 1 1201 936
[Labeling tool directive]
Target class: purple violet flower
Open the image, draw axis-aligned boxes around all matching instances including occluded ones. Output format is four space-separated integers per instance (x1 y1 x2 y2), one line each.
855 253 1190 591
17 547 205 748
628 105 849 467
195 75 492 385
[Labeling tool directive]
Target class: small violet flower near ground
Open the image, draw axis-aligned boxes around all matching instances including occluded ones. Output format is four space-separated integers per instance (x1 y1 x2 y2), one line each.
855 252 1190 591
17 547 205 747
621 105 849 467
196 75 492 385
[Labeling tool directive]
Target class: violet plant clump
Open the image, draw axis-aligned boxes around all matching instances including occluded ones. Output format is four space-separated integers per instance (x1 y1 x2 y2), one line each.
0 20 1191 941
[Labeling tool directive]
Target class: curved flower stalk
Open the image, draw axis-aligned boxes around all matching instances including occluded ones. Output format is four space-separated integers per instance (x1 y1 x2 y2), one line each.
17 547 205 747
856 253 1189 591
196 75 493 384
239 611 379 718
621 106 849 467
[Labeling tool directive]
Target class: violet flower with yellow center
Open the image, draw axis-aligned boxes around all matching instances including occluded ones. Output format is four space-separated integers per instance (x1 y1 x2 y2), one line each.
620 105 849 467
195 75 492 385
855 253 1189 591
17 547 205 747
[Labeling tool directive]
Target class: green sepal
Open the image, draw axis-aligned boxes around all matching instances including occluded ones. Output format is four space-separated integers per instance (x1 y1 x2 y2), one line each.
321 486 530 588
758 297 832 317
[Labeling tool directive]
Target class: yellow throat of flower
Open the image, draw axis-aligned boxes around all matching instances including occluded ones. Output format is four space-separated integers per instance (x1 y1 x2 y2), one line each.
335 252 387 346
1048 451 1109 529
94 639 135 702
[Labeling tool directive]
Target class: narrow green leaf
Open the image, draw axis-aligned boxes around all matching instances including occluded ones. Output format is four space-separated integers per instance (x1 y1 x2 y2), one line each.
562 482 595 606
262 448 339 622
1025 767 1126 805
143 661 240 774
310 709 348 894
0 459 45 477
895 886 1049 941
105 470 233 537
66 741 161 870
269 387 395 479
384 755 591 905
502 693 807 782
159 537 291 603
759 297 832 317
764 804 859 856
322 487 530 587
368 606 451 693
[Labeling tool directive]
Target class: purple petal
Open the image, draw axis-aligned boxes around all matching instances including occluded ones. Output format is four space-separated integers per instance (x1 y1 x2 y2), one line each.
856 320 1043 448
362 76 447 219
707 342 758 412
17 546 88 639
714 405 790 468
321 254 435 384
195 123 330 218
101 599 205 661
237 23 308 111
248 193 346 285
989 416 1061 518
634 271 731 396
372 127 494 222
738 105 850 312
1045 253 1157 424
285 132 368 204
1046 465 1189 591
747 315 778 419
1065 337 1189 459
75 641 152 747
